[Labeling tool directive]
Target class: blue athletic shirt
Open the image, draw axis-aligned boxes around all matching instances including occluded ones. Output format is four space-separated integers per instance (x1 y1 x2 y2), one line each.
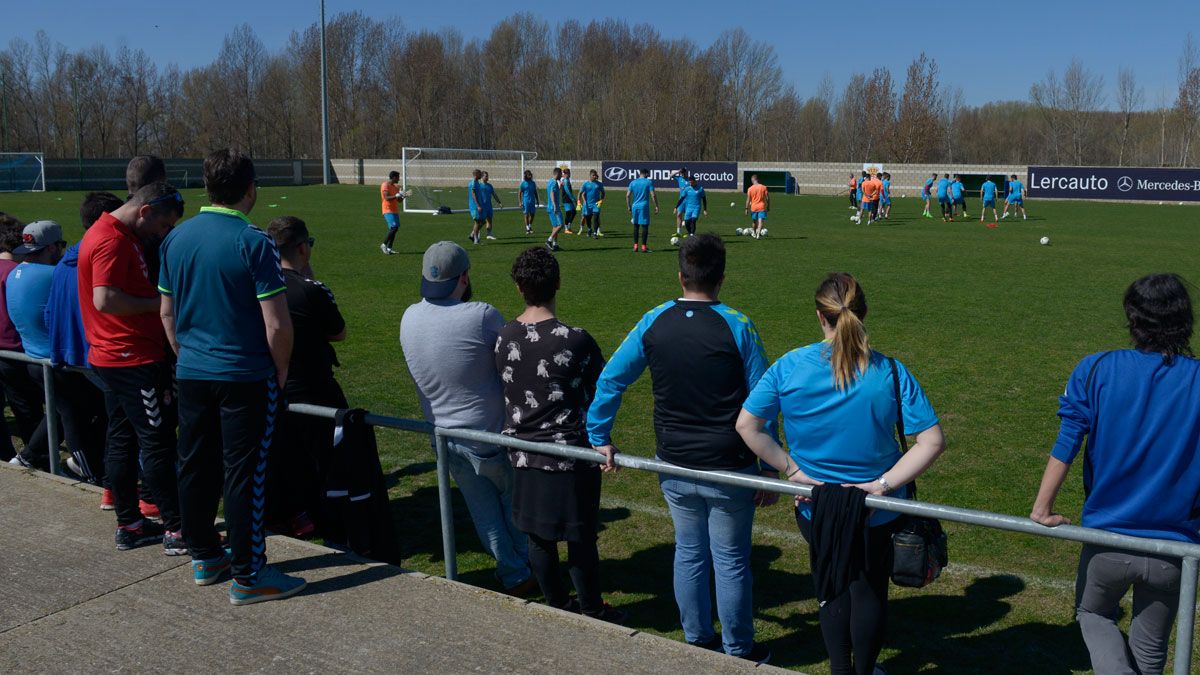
158 206 287 381
881 179 891 200
681 186 706 214
743 344 938 525
855 182 863 201
580 180 604 208
981 180 997 201
1009 180 1024 198
6 262 56 360
545 179 562 213
951 181 964 199
1052 350 1200 543
923 179 933 197
519 179 538 206
479 182 496 208
561 177 576 211
587 299 775 470
467 180 483 214
936 178 950 199
628 177 654 209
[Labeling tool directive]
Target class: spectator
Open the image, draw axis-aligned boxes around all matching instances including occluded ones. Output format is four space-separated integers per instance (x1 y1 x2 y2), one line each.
6 221 66 470
47 191 121 495
159 148 305 603
736 272 945 675
587 234 774 664
400 241 534 596
124 155 167 281
264 215 345 538
1031 273 1200 675
495 247 624 622
79 183 186 554
0 213 43 463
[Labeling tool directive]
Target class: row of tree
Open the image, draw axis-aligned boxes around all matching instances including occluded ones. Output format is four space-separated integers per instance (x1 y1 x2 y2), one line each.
2 13 1199 167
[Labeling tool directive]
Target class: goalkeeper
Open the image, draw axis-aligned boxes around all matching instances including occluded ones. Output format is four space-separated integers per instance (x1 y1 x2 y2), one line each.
380 171 407 255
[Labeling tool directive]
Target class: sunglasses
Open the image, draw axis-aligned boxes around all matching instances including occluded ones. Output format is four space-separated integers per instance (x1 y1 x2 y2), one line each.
147 191 185 208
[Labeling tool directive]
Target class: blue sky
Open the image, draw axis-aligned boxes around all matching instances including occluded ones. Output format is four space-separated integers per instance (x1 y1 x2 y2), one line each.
5 1 1197 108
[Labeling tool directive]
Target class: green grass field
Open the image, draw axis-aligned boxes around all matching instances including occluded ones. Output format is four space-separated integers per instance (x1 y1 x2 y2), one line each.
4 185 1198 673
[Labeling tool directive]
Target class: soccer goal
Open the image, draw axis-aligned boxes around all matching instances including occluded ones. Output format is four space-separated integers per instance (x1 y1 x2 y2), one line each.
0 153 46 192
401 147 537 214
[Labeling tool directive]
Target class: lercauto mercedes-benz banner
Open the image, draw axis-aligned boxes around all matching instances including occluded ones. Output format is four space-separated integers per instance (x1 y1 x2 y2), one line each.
601 161 739 190
1026 166 1200 201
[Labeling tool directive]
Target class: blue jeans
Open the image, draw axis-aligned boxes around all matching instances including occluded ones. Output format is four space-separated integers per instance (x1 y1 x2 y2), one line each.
659 463 758 656
445 439 530 587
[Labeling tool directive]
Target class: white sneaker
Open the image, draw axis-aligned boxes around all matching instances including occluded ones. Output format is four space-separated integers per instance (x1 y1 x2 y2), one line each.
1023 214 1027 220
1001 213 1008 219
386 247 396 255
486 234 497 240
380 243 389 254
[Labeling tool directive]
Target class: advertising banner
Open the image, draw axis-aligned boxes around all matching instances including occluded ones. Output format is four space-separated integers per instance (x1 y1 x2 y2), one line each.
601 161 738 190
862 162 884 176
1026 166 1200 201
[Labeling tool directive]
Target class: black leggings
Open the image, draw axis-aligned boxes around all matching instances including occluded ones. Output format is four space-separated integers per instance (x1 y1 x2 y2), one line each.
940 200 952 218
528 533 602 614
684 218 697 235
798 513 896 675
582 213 602 234
633 224 648 245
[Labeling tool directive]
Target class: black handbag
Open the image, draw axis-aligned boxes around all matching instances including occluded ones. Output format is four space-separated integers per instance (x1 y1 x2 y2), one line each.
888 357 948 588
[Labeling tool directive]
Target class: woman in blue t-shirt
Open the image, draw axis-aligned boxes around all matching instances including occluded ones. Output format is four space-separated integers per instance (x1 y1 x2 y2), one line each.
736 272 945 675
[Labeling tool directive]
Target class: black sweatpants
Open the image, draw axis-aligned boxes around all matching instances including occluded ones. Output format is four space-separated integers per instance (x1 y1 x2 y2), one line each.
528 533 602 614
268 378 347 527
633 224 648 245
55 369 108 485
177 377 278 582
95 363 181 530
798 513 897 675
0 358 44 461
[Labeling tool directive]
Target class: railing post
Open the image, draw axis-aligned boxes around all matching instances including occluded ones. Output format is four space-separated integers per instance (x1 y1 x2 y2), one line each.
1173 555 1198 675
434 430 457 581
41 362 60 476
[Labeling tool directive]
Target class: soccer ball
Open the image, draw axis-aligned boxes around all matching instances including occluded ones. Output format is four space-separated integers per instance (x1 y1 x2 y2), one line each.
730 201 735 207
1039 236 1050 246
735 228 744 236
670 236 680 246
761 228 768 237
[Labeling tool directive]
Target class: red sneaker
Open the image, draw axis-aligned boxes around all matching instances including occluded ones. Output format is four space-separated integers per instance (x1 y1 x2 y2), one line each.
139 500 161 521
289 512 316 538
100 488 115 511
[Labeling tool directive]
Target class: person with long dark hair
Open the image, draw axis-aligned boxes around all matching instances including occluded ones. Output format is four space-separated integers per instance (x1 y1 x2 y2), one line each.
736 272 946 675
1031 273 1200 675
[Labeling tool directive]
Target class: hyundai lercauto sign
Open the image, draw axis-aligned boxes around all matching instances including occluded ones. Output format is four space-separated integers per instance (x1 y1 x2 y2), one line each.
1026 166 1200 201
601 161 738 190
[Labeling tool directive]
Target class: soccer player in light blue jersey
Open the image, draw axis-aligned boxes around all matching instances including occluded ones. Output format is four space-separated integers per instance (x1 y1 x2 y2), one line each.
950 174 968 219
480 171 503 240
979 176 999 222
1002 174 1028 220
546 167 565 251
579 169 606 238
922 173 936 219
675 176 708 236
936 173 952 221
519 169 539 235
879 172 893 220
561 168 578 235
467 169 485 244
626 168 659 253
673 167 690 236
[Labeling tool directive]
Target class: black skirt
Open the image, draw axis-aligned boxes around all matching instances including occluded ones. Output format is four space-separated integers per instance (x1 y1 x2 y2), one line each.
512 466 601 543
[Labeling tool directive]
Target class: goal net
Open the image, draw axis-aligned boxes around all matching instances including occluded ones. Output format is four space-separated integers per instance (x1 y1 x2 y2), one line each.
0 153 46 192
401 147 537 214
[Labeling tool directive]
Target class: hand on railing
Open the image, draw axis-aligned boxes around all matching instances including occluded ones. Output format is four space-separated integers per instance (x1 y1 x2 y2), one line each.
593 444 619 473
754 469 780 507
1029 509 1071 527
787 467 823 506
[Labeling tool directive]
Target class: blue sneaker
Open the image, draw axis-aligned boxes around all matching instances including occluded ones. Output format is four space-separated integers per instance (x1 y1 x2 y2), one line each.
192 549 232 586
229 566 307 606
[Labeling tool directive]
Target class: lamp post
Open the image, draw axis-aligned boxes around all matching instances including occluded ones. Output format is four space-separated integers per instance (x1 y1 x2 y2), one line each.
320 0 331 185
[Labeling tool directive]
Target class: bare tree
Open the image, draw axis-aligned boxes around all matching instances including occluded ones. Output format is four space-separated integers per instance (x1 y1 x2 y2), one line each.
1116 67 1143 166
1062 60 1105 165
1175 34 1200 166
893 53 942 162
1030 70 1065 163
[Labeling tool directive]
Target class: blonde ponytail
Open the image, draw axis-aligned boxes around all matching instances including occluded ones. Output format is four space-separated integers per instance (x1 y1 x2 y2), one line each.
815 273 870 390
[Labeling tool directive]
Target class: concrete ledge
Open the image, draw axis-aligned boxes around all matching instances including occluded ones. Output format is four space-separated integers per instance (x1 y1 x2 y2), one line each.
0 463 790 673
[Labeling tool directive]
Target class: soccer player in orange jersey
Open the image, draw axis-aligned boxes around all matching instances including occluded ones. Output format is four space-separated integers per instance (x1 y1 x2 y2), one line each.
380 170 405 255
745 174 770 239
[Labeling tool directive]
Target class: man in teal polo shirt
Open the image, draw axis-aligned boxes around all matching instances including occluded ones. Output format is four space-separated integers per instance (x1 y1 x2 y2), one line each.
158 148 304 604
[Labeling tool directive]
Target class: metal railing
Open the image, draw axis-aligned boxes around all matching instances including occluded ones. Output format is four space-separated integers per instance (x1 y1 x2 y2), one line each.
0 349 62 476
7 358 1199 673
